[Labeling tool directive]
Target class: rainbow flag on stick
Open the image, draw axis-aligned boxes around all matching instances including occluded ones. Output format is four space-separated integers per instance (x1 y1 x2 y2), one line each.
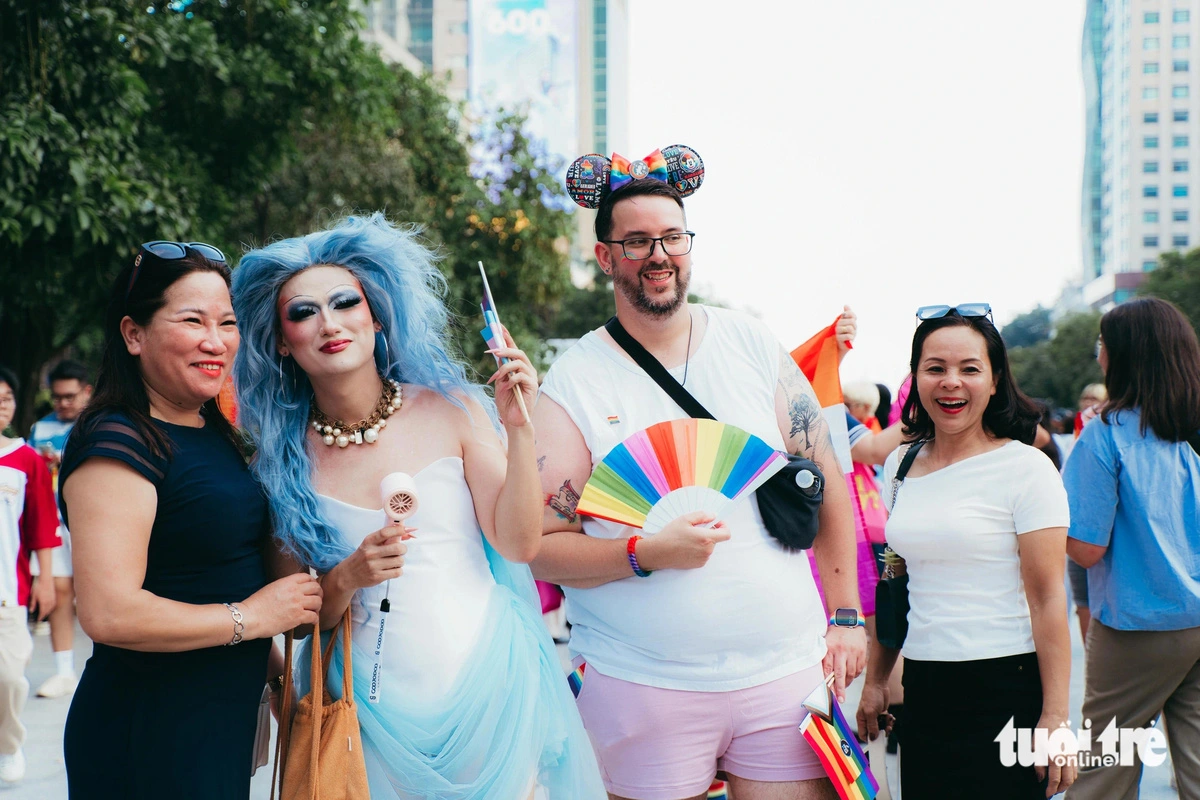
478 261 530 424
799 677 879 800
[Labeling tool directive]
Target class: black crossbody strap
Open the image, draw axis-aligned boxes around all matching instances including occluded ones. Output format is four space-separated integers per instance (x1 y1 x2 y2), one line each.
895 439 926 482
604 316 716 421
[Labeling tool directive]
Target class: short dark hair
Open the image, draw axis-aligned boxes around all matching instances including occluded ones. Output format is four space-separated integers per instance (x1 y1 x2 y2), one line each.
48 360 90 386
75 246 240 460
901 312 1041 444
594 180 686 242
0 365 18 395
1099 296 1200 442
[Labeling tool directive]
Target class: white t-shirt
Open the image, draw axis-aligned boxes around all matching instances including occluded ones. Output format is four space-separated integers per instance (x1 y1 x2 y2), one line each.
540 306 828 691
883 440 1069 662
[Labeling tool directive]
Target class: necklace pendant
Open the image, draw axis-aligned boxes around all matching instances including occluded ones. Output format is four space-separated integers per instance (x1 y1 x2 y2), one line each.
354 430 363 445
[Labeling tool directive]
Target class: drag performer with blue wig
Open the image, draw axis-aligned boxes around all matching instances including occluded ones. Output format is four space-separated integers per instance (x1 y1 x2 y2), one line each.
231 213 605 799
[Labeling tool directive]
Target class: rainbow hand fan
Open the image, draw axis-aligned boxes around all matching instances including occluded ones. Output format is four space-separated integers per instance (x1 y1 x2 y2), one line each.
577 419 787 533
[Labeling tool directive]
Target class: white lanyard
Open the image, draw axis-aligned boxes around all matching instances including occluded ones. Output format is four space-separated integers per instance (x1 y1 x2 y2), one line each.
367 582 391 704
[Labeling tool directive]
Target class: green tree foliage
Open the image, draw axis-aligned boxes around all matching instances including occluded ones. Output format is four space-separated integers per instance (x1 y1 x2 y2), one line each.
541 262 615 340
2 1 574 429
437 116 572 370
1008 311 1104 408
1001 305 1054 349
1138 248 1200 334
1 1 190 429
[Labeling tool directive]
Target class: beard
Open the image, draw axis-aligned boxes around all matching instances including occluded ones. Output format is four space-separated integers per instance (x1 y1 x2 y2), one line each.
612 262 691 318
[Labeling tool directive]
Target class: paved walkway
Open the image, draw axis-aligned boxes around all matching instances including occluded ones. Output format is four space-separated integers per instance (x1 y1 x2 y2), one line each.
1 618 1181 798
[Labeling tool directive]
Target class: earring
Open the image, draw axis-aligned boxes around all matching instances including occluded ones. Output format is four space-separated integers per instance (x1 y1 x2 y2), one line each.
278 356 297 395
381 333 390 367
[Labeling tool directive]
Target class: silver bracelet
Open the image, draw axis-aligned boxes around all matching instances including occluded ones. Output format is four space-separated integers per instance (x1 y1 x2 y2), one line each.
223 602 244 646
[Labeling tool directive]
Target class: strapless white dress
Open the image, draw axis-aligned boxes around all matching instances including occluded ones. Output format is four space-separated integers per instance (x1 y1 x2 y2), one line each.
309 455 606 799
319 456 495 703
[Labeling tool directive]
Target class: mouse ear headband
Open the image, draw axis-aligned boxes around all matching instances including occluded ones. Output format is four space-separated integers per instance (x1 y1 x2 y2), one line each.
565 144 705 209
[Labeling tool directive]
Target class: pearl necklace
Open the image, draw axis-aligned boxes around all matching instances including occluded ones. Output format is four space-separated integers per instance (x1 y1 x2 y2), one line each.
309 379 402 447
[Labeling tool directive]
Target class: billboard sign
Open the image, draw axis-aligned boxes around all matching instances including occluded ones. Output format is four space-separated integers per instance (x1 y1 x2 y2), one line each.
469 0 578 168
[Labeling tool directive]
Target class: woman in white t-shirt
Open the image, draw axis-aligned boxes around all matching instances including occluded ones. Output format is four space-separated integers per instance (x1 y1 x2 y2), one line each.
855 304 1074 799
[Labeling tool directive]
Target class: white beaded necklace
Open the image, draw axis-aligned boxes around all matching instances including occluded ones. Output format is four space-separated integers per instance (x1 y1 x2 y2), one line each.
309 379 402 447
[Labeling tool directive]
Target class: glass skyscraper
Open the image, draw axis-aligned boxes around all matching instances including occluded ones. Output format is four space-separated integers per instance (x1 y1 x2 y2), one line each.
1083 0 1198 308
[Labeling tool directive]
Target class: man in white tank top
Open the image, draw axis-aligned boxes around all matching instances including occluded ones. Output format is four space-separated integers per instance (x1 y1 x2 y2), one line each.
534 155 867 800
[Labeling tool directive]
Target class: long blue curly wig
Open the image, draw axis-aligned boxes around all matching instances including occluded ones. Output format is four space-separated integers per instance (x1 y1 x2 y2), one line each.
231 213 493 571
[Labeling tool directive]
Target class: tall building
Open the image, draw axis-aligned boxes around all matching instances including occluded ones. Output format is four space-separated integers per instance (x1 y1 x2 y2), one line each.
357 0 469 99
1082 0 1199 310
356 0 627 160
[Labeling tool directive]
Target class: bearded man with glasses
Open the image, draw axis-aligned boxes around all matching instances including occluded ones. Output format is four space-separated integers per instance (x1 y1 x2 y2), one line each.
534 151 864 800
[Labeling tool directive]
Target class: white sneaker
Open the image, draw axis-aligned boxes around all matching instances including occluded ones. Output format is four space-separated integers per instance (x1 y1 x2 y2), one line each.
35 672 77 698
0 748 25 783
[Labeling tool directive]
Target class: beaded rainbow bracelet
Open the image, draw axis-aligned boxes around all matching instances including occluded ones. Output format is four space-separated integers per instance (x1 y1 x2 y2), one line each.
626 535 651 578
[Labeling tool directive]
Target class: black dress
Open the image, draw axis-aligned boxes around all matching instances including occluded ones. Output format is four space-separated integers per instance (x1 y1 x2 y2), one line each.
59 413 271 799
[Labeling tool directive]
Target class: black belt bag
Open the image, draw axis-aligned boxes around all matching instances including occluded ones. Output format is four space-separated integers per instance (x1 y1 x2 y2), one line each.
605 317 824 551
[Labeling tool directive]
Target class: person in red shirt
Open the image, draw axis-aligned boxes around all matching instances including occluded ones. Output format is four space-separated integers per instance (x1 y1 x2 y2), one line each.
0 365 61 784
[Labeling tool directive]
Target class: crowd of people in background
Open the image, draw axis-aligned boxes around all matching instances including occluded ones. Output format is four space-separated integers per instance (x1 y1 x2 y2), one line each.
0 165 1197 800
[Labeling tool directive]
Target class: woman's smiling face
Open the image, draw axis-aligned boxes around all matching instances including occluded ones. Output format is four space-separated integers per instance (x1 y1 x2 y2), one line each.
276 265 380 383
915 325 997 438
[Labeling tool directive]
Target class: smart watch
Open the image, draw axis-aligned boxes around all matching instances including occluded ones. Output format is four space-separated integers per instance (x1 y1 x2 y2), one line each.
829 608 866 628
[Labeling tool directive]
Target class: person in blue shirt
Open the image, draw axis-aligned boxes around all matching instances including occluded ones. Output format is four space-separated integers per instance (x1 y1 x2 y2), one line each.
1063 297 1200 800
27 360 92 699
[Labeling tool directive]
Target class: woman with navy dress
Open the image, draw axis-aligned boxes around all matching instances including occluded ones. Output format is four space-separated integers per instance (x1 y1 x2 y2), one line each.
57 242 322 798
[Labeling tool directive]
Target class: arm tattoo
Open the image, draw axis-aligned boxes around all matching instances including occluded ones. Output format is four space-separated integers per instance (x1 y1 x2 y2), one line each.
537 455 546 472
777 349 835 461
546 479 580 522
788 394 822 450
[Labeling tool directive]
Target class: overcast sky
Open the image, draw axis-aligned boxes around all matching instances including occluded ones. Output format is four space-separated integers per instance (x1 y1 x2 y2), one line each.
624 0 1087 390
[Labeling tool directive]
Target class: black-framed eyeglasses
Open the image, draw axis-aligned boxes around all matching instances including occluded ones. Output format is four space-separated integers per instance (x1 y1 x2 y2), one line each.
127 241 227 300
1095 336 1104 359
915 303 994 323
600 231 696 260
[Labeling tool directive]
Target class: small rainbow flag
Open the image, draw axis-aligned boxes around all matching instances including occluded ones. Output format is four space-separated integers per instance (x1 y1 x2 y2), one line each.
706 780 728 799
798 679 879 800
568 662 587 698
478 261 507 360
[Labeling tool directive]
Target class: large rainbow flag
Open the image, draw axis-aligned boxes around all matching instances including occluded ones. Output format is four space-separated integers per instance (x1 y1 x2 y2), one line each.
799 679 880 800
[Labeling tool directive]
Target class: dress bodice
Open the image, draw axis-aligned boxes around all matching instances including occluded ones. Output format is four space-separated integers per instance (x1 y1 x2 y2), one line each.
318 456 497 702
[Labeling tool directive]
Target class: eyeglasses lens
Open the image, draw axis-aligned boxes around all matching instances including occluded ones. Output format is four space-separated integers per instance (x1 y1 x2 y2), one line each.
623 234 693 260
143 241 189 260
956 303 992 318
188 243 227 263
915 305 952 321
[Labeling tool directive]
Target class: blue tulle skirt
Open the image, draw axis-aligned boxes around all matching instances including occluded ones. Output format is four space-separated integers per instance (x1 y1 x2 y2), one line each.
298 540 606 799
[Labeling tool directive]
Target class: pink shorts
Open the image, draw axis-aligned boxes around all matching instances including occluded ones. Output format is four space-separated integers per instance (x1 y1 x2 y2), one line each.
573 660 828 799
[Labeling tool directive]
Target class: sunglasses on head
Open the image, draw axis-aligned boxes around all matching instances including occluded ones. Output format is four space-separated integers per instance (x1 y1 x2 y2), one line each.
127 241 227 301
915 302 993 323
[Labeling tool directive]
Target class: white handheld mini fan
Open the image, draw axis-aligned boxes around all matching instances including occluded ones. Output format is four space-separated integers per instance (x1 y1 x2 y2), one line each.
381 472 419 523
368 472 420 704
